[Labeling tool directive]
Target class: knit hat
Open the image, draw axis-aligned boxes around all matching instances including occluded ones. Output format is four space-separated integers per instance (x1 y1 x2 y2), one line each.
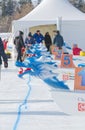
19 31 24 35
28 32 32 37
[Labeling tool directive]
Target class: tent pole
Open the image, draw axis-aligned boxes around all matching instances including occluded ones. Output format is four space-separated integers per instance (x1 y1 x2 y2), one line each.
56 17 62 33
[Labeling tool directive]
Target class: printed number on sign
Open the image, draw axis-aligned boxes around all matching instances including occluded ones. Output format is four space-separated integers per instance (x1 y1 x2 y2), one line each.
64 56 70 65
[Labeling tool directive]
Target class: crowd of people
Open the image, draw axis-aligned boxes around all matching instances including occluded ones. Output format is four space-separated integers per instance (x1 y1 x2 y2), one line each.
14 29 64 63
0 29 64 68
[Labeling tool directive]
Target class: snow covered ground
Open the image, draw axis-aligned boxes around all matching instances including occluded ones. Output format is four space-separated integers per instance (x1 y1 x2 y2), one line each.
0 59 85 130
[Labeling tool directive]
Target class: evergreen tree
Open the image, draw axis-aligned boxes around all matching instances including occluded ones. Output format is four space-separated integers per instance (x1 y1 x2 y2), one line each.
6 0 14 15
19 0 32 4
28 0 32 4
19 0 27 4
38 0 42 4
2 0 6 16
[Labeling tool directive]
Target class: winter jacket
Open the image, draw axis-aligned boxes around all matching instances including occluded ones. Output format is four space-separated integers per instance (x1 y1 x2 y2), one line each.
0 37 4 51
25 37 35 46
33 33 44 43
53 34 64 48
15 35 25 50
44 34 52 46
0 37 8 64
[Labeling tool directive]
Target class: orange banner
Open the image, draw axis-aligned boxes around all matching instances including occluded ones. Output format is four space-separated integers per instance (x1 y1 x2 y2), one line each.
74 67 85 90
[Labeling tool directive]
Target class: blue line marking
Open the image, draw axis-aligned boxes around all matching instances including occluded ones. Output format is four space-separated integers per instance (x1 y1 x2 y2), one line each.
13 75 31 130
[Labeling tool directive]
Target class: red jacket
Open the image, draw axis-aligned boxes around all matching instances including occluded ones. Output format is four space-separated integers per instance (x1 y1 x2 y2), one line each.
3 40 8 50
73 47 82 55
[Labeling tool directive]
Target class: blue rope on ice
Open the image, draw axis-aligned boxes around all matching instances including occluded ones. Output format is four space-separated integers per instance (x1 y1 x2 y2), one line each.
13 75 31 130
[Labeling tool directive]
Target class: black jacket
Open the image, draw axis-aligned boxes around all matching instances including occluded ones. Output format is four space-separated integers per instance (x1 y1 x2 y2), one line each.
15 35 25 50
44 34 52 46
0 37 4 51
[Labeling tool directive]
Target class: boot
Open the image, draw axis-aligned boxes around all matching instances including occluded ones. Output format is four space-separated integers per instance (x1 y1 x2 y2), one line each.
4 62 8 68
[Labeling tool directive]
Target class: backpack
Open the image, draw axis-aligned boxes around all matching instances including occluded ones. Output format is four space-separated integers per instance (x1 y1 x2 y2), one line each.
14 37 19 50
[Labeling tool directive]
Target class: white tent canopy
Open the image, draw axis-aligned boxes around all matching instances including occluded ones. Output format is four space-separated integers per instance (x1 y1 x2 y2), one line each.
18 0 85 21
12 0 85 49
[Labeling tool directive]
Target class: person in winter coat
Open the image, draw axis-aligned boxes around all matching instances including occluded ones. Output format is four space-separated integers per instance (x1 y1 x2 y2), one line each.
53 30 64 49
25 32 35 48
16 31 25 62
33 30 44 44
0 37 8 68
44 32 52 51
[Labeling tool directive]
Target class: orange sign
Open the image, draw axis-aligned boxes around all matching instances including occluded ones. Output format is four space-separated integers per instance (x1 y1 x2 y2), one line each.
74 67 85 90
54 49 63 60
50 45 57 55
50 45 63 60
60 54 75 68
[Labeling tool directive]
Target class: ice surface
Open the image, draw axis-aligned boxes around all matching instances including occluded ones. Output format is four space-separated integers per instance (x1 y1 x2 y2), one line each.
0 57 85 130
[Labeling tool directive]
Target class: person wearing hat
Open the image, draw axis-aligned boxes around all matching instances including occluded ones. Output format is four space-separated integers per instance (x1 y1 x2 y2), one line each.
19 31 24 35
25 32 35 48
33 30 44 44
16 31 25 62
53 30 64 49
44 32 52 52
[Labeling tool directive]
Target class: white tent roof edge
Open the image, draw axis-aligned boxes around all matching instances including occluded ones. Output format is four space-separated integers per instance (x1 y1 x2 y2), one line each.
12 0 85 49
17 0 85 21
